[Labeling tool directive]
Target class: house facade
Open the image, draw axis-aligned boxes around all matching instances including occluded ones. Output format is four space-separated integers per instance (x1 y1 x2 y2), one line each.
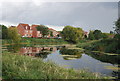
17 23 59 38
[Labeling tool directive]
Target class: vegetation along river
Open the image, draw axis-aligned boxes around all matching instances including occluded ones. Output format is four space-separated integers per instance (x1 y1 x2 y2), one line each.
2 44 119 78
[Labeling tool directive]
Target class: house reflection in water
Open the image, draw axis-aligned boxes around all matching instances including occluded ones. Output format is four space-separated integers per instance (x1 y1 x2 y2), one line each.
19 46 59 58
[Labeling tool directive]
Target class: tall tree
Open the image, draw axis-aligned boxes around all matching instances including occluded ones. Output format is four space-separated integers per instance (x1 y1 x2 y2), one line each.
7 27 21 43
61 26 84 43
36 25 49 37
0 25 8 39
88 31 95 40
93 30 103 40
115 18 120 34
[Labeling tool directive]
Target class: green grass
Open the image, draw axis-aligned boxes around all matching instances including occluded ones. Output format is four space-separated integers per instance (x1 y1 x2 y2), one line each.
77 38 120 54
2 51 113 79
2 38 68 45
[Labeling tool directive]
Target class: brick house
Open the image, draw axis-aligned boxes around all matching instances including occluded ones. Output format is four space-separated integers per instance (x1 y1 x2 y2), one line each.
31 24 42 38
17 23 59 38
17 23 33 37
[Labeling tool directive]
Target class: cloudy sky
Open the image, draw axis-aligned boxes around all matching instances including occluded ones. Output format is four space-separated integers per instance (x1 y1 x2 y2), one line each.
0 0 119 32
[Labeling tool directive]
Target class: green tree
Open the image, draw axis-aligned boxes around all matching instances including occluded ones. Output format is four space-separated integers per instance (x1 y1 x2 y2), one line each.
88 31 95 40
50 31 53 37
36 25 49 37
93 30 103 40
7 27 21 43
115 18 120 34
0 25 8 39
61 26 84 43
110 31 114 34
102 33 108 39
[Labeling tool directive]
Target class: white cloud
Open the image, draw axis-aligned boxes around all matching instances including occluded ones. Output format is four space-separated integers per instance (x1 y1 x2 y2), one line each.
0 2 118 32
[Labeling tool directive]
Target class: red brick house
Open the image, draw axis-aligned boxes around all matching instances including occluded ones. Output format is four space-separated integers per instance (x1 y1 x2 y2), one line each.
17 23 33 37
17 23 59 38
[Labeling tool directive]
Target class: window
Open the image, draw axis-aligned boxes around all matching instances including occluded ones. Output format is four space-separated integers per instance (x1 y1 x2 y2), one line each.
26 30 28 33
37 31 40 33
30 30 32 33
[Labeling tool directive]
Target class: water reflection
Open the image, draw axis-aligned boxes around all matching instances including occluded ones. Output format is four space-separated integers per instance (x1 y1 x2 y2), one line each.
85 51 120 65
59 47 83 60
3 45 119 77
6 45 60 59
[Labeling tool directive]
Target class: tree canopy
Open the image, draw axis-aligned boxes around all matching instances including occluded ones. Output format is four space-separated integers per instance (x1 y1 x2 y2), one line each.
36 25 49 37
115 18 120 34
7 27 21 43
88 31 95 40
0 24 8 39
93 30 103 40
61 26 84 43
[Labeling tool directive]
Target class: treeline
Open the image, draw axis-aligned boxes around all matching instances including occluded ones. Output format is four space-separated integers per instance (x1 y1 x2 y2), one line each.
1 25 21 43
76 18 120 54
61 26 115 43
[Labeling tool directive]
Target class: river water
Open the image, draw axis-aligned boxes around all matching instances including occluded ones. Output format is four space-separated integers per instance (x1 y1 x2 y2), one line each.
3 44 119 77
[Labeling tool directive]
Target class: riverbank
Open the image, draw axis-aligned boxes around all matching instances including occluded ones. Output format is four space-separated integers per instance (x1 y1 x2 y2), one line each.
76 39 120 54
2 38 68 45
2 51 113 79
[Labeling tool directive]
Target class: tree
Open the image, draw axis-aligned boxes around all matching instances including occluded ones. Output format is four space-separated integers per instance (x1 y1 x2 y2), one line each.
110 31 114 34
102 33 108 39
7 27 21 43
88 31 95 40
36 25 49 37
50 31 53 37
93 30 103 40
114 18 120 34
61 26 84 43
0 25 8 39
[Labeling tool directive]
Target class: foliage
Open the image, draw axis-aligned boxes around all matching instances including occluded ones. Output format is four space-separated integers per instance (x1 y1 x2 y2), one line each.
88 31 95 40
114 18 120 34
93 30 103 40
61 26 84 43
110 31 114 34
7 27 21 43
0 25 8 39
114 34 120 40
36 25 49 37
77 38 120 54
2 52 112 79
102 33 108 39
88 30 111 40
50 31 53 37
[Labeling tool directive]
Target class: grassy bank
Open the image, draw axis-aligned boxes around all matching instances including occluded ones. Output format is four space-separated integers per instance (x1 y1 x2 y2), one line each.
77 39 120 54
2 52 113 79
2 38 68 45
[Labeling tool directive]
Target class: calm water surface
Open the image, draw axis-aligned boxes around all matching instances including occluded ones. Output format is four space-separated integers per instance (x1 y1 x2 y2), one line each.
3 45 119 77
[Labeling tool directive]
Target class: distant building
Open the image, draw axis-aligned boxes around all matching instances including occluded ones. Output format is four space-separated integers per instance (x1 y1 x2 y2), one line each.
17 23 59 38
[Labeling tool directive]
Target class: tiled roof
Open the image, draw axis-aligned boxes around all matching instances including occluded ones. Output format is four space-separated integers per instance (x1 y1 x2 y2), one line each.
31 25 39 28
19 23 31 30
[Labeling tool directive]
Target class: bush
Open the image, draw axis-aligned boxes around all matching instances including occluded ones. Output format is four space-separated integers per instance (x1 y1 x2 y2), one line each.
2 52 110 79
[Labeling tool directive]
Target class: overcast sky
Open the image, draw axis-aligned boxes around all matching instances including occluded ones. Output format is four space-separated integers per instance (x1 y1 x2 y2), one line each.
0 1 119 32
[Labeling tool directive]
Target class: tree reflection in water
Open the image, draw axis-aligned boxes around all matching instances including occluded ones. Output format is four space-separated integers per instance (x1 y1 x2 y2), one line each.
59 47 83 60
85 51 119 65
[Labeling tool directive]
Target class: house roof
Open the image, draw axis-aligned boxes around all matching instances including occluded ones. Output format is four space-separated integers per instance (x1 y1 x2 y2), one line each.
19 23 31 30
31 25 39 28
